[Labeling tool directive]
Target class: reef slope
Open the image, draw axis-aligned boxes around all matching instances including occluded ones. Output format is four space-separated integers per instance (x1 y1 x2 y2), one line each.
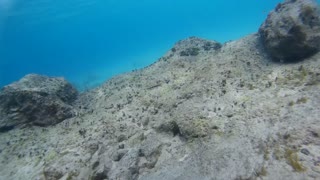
0 0 320 179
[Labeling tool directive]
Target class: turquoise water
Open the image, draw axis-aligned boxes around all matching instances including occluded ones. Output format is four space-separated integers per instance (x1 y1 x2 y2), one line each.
0 0 283 90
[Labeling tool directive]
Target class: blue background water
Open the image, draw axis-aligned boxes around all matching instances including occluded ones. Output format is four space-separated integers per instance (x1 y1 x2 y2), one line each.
0 0 284 90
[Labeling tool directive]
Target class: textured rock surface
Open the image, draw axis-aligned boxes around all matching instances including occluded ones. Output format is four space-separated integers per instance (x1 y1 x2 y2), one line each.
0 34 319 180
0 74 78 130
0 1 320 180
259 0 320 62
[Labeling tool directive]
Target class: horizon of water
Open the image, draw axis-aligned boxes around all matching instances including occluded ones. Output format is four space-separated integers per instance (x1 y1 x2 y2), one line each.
0 0 285 91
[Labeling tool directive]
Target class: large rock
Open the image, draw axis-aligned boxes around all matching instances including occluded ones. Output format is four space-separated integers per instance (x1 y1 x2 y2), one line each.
259 0 320 62
0 74 78 131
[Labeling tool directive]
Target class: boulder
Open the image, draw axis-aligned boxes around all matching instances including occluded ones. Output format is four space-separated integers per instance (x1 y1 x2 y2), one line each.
0 74 78 131
259 0 320 62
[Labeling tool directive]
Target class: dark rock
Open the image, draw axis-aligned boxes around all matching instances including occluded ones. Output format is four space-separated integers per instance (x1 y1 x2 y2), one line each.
87 142 99 155
112 149 128 161
301 148 310 155
79 128 87 138
202 41 222 51
259 0 320 62
0 125 15 133
0 74 78 130
43 167 64 180
174 37 221 57
119 144 125 149
156 121 181 136
117 134 127 142
92 165 110 180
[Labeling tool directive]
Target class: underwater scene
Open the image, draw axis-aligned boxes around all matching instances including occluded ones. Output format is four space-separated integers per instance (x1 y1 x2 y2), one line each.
1 0 320 179
1 0 283 90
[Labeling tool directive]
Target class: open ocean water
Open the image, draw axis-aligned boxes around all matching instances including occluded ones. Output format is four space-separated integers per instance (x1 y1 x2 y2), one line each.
0 0 287 91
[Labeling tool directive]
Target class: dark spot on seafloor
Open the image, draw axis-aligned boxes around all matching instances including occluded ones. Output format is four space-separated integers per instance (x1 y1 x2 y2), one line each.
171 121 181 136
0 125 15 133
283 133 290 140
92 161 100 169
212 126 219 130
310 130 319 137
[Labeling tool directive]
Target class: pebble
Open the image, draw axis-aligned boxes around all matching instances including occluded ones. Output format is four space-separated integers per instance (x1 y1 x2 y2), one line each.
119 144 125 149
301 148 310 156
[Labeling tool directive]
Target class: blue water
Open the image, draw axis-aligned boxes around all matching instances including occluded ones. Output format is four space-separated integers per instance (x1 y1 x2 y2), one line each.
0 0 283 90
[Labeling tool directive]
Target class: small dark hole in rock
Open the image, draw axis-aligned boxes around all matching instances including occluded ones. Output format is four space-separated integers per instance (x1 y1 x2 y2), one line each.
0 125 15 133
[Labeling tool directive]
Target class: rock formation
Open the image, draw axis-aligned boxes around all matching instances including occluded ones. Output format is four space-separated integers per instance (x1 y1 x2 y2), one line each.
0 0 320 179
259 0 320 62
0 74 78 131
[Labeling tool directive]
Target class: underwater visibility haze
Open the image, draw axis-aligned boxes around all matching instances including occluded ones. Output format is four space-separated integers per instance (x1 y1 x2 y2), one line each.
1 0 320 179
1 0 284 90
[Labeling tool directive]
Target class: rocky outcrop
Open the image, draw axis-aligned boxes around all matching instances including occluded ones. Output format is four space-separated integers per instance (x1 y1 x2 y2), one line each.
259 0 320 62
0 74 78 131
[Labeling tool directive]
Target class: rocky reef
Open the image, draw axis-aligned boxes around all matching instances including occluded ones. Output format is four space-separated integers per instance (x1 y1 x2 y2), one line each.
0 0 320 179
0 74 78 131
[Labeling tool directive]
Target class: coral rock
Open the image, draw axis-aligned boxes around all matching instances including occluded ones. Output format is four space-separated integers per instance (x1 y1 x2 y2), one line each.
259 0 320 62
0 74 78 131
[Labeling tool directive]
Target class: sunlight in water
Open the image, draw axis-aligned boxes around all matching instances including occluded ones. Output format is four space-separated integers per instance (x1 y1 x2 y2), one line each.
0 0 15 12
